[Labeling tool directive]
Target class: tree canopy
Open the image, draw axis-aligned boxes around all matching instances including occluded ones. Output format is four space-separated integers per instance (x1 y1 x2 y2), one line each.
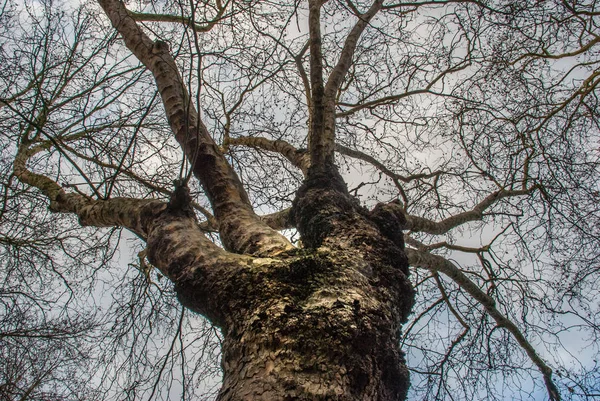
1 0 599 400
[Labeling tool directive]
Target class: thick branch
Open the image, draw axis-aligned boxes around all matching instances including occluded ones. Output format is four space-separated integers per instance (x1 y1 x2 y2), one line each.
309 0 384 169
405 236 489 253
227 136 310 174
12 145 89 216
13 142 164 240
405 187 536 234
14 147 167 244
260 207 293 230
295 41 312 117
198 208 294 232
97 0 292 255
406 248 561 401
14 146 243 325
51 139 218 226
307 0 327 169
324 0 383 99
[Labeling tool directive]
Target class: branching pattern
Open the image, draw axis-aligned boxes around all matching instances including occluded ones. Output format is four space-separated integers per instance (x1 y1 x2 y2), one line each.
1 0 599 400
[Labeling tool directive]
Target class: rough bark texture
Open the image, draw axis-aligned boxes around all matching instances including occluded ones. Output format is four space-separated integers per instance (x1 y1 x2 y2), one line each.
161 163 414 401
215 250 411 400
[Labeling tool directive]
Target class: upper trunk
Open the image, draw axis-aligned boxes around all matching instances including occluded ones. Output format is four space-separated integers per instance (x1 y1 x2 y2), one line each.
170 164 414 400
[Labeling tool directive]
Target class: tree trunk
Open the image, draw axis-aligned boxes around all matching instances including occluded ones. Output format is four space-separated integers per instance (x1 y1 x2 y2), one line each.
174 165 415 401
216 251 411 401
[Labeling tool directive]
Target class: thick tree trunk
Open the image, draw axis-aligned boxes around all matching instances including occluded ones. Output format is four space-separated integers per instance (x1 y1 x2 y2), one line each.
173 165 415 401
216 249 411 401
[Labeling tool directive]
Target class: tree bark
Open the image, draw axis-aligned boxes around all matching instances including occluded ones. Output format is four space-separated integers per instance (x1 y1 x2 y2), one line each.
214 248 412 401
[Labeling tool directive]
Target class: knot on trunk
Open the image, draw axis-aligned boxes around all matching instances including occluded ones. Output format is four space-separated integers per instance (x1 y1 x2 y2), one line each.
167 179 195 218
369 200 406 249
291 162 359 248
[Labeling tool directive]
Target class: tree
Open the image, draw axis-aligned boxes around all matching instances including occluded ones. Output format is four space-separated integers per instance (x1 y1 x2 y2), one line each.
1 0 599 400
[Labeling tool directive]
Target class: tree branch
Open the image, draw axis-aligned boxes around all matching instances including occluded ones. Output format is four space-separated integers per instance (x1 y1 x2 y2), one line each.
307 0 327 169
336 143 446 204
324 0 383 99
336 61 470 117
511 35 600 66
62 143 218 226
406 248 561 401
198 208 293 232
309 0 384 169
13 142 165 241
127 1 229 33
405 187 537 235
260 207 293 231
13 141 245 326
227 136 310 174
97 0 292 256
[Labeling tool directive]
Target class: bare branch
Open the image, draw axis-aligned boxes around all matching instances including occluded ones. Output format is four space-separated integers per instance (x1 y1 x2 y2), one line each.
13 141 164 240
228 136 310 174
405 187 538 235
405 235 489 253
309 0 384 169
324 0 384 99
307 0 327 168
127 1 229 33
260 207 293 230
511 35 600 65
335 62 469 117
406 248 561 401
